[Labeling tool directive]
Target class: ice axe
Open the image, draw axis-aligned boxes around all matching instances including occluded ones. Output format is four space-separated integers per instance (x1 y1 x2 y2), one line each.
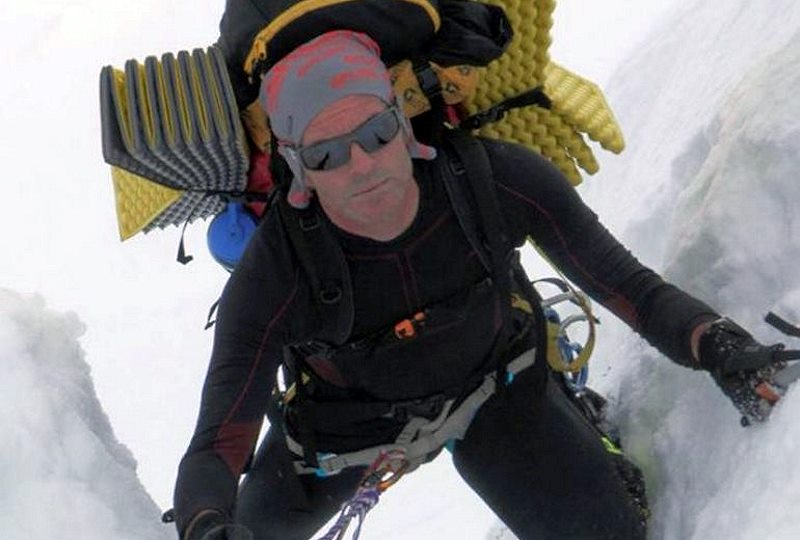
722 312 800 426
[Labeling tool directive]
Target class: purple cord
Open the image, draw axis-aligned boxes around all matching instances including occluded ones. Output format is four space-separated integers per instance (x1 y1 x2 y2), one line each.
316 486 381 540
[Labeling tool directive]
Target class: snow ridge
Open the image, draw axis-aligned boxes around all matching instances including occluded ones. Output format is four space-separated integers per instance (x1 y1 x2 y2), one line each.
496 3 800 540
0 290 171 540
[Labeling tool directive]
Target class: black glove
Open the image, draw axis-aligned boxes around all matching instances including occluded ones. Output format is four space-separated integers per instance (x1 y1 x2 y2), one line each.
184 511 254 540
697 317 787 425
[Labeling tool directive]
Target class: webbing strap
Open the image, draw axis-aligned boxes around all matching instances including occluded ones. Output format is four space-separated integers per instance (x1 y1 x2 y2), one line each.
460 86 552 131
276 196 354 345
442 129 515 388
290 347 537 476
439 148 491 274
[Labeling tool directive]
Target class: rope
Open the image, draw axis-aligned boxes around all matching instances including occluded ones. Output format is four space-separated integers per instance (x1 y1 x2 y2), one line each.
315 450 409 540
316 486 380 540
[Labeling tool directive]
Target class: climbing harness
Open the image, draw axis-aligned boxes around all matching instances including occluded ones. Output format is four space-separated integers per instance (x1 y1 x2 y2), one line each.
303 291 606 540
287 347 538 478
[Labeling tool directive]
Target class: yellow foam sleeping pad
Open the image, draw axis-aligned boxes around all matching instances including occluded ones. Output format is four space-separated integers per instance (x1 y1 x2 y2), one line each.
100 47 249 240
111 167 183 241
104 67 186 240
463 0 624 186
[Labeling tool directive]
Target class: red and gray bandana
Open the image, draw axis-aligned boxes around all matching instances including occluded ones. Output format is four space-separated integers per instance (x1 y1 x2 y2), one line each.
260 30 436 208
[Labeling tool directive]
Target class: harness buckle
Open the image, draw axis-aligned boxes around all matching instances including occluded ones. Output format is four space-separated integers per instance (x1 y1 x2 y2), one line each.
447 156 467 177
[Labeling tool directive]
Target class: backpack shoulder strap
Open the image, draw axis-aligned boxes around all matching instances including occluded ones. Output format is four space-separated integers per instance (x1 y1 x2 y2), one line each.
438 129 511 273
276 195 353 346
438 129 518 382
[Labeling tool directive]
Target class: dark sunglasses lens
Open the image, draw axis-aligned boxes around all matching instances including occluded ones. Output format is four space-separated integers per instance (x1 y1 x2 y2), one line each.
300 108 401 171
358 110 400 152
300 141 349 171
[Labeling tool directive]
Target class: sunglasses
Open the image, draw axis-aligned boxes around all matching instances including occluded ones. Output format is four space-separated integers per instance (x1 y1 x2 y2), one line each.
288 106 403 172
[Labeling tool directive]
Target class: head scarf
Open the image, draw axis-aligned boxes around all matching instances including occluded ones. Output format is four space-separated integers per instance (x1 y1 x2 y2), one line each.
260 30 436 208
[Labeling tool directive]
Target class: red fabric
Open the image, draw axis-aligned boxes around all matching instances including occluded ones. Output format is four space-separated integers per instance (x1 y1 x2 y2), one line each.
446 104 464 126
261 30 386 120
246 151 275 218
213 420 263 475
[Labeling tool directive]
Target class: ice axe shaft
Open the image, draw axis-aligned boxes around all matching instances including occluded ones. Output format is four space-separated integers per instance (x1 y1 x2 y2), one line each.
766 311 800 338
763 310 800 372
775 350 800 362
721 344 789 374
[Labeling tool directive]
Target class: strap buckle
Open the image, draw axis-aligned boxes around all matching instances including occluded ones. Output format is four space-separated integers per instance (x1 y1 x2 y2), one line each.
460 105 508 131
393 311 426 339
320 285 343 305
299 213 320 231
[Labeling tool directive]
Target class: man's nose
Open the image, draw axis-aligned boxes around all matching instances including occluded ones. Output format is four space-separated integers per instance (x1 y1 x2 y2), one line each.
348 142 377 174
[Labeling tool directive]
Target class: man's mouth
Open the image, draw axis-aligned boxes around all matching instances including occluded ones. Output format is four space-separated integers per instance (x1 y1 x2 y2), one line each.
353 178 389 196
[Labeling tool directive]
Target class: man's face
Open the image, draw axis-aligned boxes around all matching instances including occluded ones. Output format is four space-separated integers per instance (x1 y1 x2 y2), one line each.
301 94 418 240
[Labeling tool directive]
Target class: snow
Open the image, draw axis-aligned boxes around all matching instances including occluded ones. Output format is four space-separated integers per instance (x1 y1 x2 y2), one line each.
2 1 800 539
0 289 169 540
594 14 800 540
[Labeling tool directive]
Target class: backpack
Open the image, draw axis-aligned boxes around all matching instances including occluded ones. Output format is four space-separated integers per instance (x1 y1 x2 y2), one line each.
226 0 623 181
98 0 601 392
99 0 624 245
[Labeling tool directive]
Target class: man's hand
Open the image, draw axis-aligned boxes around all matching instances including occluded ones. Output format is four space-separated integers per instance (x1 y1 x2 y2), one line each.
696 318 789 425
184 510 254 540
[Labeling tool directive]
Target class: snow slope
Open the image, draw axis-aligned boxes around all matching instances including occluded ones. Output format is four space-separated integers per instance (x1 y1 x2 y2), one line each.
511 1 800 539
2 1 800 539
0 289 170 540
608 17 800 540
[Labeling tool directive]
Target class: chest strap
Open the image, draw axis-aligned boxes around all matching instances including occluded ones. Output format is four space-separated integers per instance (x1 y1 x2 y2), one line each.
287 347 537 476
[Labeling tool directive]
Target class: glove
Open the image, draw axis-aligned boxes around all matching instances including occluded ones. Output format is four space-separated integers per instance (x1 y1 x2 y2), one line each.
184 511 254 540
697 317 788 425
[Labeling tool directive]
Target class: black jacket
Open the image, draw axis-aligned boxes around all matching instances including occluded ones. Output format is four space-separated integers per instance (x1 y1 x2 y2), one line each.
173 137 717 531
